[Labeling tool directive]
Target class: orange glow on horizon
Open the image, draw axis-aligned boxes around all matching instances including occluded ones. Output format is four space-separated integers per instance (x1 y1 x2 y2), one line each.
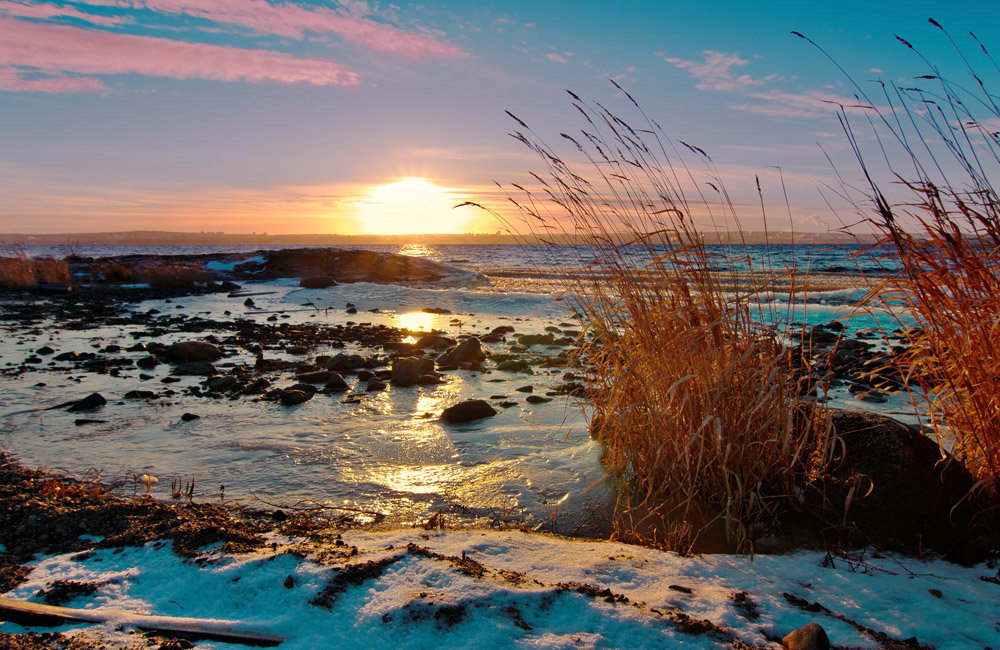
353 177 475 235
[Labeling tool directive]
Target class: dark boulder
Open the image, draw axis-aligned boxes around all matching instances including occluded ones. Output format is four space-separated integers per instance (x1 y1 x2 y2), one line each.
441 399 497 423
173 362 218 376
782 623 830 650
279 389 312 406
165 341 222 363
296 370 333 384
814 409 975 555
322 374 351 393
437 337 486 367
136 355 158 369
65 393 106 412
391 357 438 387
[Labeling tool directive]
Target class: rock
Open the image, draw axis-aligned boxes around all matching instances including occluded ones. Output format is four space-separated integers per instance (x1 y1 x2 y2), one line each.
416 334 455 350
525 395 552 404
165 341 222 363
518 333 555 347
279 389 312 406
287 383 318 396
73 419 105 426
322 374 351 392
782 622 830 650
437 337 486 367
497 359 533 374
515 385 534 393
173 362 218 376
366 379 387 392
422 306 452 314
357 370 375 382
181 412 200 421
441 399 498 423
136 355 158 369
123 390 157 399
53 351 81 362
243 297 255 307
299 275 336 289
391 357 438 387
819 410 976 554
36 346 55 355
66 393 106 412
206 376 238 391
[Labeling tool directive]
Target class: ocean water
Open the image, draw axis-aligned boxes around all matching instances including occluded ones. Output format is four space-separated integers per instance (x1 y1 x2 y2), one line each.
0 242 910 533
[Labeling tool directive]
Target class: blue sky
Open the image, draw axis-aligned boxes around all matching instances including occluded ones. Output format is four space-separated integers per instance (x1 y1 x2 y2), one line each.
1 0 997 234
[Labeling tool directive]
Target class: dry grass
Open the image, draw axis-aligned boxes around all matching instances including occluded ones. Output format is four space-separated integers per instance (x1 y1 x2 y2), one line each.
814 21 1000 495
490 88 835 552
94 259 212 288
0 252 70 289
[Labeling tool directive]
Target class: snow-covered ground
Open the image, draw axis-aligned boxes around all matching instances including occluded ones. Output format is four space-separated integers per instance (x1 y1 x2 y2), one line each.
2 529 998 648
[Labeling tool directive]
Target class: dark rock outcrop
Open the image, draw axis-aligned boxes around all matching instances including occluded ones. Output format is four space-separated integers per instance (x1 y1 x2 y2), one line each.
440 399 497 423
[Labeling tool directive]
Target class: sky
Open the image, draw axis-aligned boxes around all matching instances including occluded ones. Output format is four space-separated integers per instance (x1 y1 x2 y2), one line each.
1 0 997 236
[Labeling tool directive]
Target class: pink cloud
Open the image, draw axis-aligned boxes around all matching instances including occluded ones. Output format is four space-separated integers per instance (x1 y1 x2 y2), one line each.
735 89 874 118
0 0 130 26
546 52 567 63
127 0 466 59
0 16 359 91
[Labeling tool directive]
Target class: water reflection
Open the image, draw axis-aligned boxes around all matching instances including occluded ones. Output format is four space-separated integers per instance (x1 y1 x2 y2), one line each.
398 243 435 258
395 311 439 341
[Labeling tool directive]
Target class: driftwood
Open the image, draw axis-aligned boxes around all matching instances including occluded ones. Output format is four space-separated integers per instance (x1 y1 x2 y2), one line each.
0 596 284 646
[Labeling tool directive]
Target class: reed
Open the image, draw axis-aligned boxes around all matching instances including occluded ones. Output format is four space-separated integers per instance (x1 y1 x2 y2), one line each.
811 21 1000 494
0 252 69 289
493 88 835 552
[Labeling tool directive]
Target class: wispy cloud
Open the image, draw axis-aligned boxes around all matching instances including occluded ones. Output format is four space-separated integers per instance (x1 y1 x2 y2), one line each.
734 89 871 118
125 0 466 59
0 16 359 92
661 50 776 92
0 0 131 26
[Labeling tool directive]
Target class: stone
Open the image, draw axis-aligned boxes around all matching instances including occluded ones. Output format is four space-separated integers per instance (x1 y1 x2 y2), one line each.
165 341 222 363
440 399 498 423
517 333 555 347
416 334 456 350
181 412 200 421
515 385 534 393
497 359 533 374
173 362 218 376
206 376 238 391
136 355 158 369
422 306 452 314
391 357 438 387
525 395 552 404
36 346 55 355
366 380 387 392
296 370 333 384
279 389 312 406
437 337 486 367
782 622 830 650
66 392 106 412
322 374 351 392
123 390 157 399
818 409 976 555
299 275 336 289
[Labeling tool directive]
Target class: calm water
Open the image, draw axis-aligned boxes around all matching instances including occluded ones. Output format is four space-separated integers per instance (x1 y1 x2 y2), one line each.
0 243 908 533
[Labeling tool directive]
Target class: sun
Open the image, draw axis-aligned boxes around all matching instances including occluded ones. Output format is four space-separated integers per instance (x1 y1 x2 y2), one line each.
354 177 473 235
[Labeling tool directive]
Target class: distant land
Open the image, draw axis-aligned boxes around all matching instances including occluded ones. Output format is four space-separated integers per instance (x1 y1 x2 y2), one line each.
1 230 880 248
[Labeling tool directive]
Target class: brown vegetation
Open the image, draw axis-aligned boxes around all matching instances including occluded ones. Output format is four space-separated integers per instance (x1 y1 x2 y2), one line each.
0 253 69 289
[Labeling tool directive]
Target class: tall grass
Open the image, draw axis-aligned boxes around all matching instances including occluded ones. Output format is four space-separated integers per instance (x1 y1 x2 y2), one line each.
807 22 1000 495
0 251 69 289
492 87 835 552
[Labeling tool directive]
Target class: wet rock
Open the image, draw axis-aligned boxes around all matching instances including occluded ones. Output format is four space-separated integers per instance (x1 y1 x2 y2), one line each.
244 377 271 394
515 385 534 393
422 306 452 314
416 334 456 350
206 376 238 391
391 357 438 387
181 412 200 421
136 355 158 369
525 395 552 404
366 379 387 392
497 359 533 374
73 418 105 426
782 623 830 650
164 341 223 363
437 337 486 367
322 374 351 392
357 370 375 382
441 399 497 423
123 390 157 399
517 333 555 347
279 389 312 406
243 297 255 307
173 362 218 376
300 275 336 289
66 392 106 412
36 346 55 355
53 351 82 362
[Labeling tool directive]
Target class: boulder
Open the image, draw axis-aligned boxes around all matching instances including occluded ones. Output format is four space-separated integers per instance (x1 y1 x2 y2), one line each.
322 374 351 392
165 341 222 363
391 357 438 387
437 337 486 367
66 392 106 412
300 275 336 289
136 355 158 369
497 359 533 374
296 370 334 384
416 334 455 350
782 623 830 650
279 389 312 406
441 399 497 423
816 409 975 554
206 375 238 391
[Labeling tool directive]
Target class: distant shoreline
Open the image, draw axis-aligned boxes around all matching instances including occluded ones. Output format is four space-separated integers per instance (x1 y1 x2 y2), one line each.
1 230 880 247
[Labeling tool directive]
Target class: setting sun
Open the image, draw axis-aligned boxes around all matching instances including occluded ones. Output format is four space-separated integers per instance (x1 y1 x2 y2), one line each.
354 177 474 235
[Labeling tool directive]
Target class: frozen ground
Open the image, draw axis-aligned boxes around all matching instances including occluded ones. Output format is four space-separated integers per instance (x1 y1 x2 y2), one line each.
2 529 998 649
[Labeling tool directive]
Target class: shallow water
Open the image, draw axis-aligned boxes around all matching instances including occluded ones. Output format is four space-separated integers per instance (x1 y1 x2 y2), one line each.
0 243 913 533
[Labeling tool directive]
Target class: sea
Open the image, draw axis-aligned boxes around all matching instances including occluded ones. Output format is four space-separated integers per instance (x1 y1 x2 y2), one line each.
0 242 909 534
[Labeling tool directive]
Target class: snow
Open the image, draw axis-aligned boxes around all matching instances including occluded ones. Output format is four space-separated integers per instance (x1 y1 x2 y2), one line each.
3 529 998 648
204 256 265 272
